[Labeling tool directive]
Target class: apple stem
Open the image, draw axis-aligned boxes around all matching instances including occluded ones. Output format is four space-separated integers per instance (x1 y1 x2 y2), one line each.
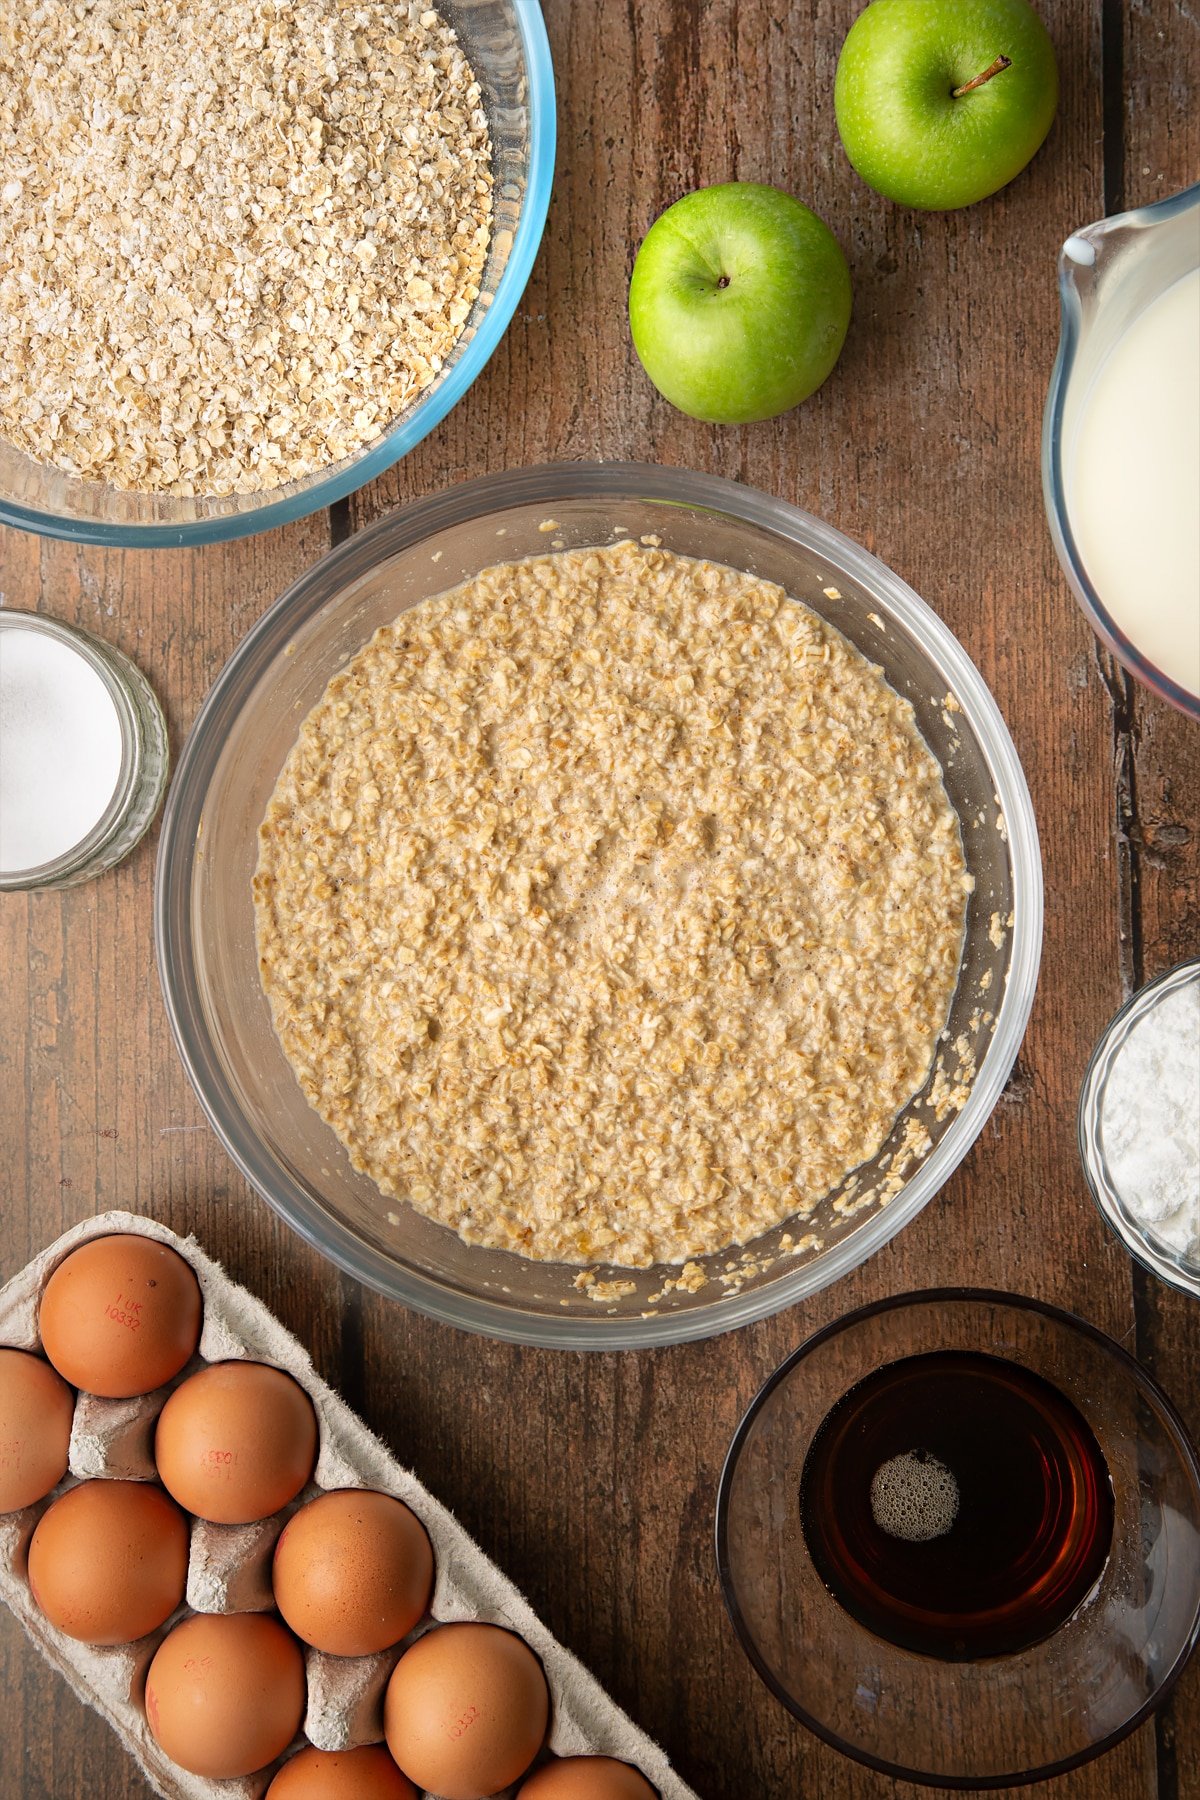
952 54 1012 97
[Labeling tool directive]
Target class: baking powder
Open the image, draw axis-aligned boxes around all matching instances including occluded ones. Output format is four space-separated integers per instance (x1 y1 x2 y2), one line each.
1100 980 1200 1262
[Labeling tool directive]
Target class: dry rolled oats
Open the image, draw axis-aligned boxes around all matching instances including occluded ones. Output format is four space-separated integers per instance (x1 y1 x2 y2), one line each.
254 543 971 1268
0 1 492 494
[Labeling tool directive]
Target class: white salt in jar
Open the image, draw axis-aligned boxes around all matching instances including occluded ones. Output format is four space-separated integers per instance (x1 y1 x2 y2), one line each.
0 613 168 890
1079 959 1200 1298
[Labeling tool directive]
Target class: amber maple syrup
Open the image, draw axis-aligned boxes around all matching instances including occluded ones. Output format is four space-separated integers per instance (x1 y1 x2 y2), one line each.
799 1351 1114 1660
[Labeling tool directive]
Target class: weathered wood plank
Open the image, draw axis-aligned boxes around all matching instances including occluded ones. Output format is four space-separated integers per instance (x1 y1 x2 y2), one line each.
1119 6 1200 1797
359 1 1164 1795
1 522 332 1800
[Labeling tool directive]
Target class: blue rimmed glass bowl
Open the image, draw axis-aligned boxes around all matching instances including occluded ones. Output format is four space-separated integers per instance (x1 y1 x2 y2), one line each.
0 1 555 549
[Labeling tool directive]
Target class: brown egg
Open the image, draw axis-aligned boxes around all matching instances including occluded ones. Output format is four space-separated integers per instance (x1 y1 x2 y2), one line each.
273 1488 434 1656
145 1612 305 1778
0 1348 74 1512
384 1622 549 1800
39 1234 202 1399
27 1478 188 1645
155 1361 318 1523
518 1756 659 1799
265 1744 417 1799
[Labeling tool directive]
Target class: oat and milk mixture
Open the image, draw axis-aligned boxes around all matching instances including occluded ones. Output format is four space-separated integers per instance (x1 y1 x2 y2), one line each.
0 2 492 494
255 542 971 1267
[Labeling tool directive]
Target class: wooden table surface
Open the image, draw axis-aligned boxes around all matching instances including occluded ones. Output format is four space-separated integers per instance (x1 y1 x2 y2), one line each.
1 3 1197 1796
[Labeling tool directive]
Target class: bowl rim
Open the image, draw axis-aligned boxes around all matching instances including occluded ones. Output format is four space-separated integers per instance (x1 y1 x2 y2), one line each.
1041 180 1200 720
154 460 1044 1348
714 1285 1200 1789
0 0 557 549
1078 957 1200 1300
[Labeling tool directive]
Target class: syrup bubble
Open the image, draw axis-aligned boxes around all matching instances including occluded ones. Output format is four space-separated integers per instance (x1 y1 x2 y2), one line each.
870 1449 959 1544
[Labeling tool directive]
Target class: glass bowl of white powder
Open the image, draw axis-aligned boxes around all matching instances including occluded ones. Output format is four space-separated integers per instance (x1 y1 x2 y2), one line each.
1079 960 1200 1298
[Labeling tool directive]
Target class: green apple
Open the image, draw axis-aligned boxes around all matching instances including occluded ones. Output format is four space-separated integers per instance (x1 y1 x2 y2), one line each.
835 0 1059 211
628 183 852 425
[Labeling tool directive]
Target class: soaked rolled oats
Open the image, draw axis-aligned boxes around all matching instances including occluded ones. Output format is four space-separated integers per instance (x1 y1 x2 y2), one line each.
0 1 492 495
254 542 971 1268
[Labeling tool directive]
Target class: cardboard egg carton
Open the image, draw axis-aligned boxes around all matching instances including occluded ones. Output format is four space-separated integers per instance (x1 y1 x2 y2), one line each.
0 1212 699 1800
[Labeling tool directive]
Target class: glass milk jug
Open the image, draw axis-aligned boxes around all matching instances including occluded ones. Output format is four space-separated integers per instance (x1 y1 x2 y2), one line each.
1043 182 1200 719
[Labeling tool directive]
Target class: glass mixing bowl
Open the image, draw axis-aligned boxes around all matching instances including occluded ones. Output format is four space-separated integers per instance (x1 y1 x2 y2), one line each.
155 463 1043 1347
716 1290 1200 1788
0 1 555 548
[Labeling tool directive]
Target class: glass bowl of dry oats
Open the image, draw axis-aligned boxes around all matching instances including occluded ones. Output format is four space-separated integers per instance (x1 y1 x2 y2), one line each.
155 463 1043 1346
0 1 554 546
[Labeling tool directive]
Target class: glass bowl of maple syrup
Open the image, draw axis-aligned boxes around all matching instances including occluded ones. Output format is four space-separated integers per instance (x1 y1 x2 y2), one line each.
716 1289 1200 1788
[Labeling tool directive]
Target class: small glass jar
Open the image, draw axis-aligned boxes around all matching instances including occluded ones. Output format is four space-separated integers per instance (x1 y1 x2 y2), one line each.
0 612 169 891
